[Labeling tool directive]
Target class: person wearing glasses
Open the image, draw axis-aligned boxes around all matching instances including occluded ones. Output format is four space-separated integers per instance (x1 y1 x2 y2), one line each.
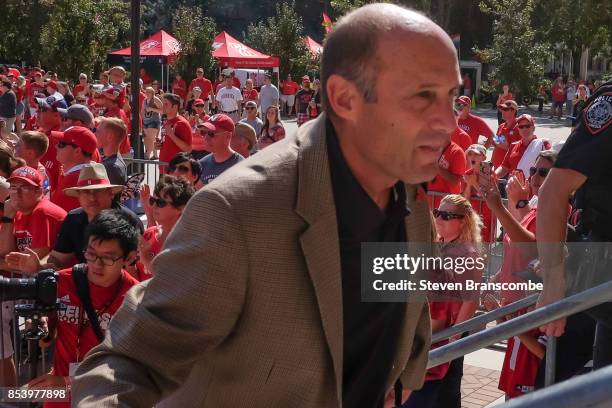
34 96 67 191
50 126 99 212
167 152 202 188
5 163 142 274
482 149 559 305
138 175 194 278
492 100 519 169
239 100 263 136
404 194 482 408
197 114 243 186
57 104 94 132
24 210 140 395
0 166 66 387
495 114 551 180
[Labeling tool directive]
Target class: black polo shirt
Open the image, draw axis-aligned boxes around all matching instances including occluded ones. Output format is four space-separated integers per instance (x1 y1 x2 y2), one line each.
327 122 409 408
53 202 144 262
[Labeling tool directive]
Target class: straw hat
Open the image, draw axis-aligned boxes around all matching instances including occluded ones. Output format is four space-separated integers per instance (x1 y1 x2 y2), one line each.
64 163 125 197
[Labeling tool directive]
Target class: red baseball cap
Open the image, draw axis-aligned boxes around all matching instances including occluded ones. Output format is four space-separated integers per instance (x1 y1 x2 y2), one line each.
202 114 235 133
53 126 98 155
517 114 535 126
46 80 58 91
194 99 205 106
8 166 43 188
456 96 471 106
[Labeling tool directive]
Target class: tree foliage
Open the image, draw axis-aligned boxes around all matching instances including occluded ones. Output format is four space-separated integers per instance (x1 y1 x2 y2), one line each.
171 5 218 80
473 0 548 97
244 1 311 78
38 0 129 80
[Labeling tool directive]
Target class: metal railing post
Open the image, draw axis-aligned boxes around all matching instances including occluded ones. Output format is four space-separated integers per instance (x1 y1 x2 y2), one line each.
427 280 612 369
544 336 557 386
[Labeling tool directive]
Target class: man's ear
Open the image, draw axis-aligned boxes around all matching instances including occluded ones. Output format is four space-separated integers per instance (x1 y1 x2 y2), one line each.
325 74 362 124
123 250 139 267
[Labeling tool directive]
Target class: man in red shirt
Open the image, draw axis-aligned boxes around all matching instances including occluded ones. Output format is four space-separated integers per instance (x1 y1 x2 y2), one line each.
427 141 466 208
496 114 551 179
492 100 519 168
550 76 565 120
139 68 152 87
72 73 88 98
280 74 299 117
157 93 192 171
187 68 214 113
229 71 241 89
456 95 494 146
0 166 66 269
450 126 471 151
25 210 140 403
101 88 131 155
36 96 68 191
50 126 98 212
171 73 187 106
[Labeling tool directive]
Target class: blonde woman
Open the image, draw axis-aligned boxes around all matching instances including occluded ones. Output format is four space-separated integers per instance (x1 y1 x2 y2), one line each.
404 194 482 408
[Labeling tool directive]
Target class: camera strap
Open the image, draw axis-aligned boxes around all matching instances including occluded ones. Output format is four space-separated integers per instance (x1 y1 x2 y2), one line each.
72 264 105 343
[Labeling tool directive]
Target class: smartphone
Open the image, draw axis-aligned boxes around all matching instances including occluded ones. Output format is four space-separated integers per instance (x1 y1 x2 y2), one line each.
478 161 493 189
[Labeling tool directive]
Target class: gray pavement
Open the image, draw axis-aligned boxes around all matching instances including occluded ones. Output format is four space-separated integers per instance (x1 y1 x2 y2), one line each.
282 105 574 147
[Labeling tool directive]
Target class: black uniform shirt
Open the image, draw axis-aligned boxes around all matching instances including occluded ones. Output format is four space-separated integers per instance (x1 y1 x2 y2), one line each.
327 120 410 408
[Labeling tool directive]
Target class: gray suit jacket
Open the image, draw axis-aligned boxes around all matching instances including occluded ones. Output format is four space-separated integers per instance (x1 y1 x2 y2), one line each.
72 113 432 407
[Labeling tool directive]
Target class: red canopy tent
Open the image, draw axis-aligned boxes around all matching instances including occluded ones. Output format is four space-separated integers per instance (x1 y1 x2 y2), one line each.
108 30 180 90
304 36 323 55
212 32 279 69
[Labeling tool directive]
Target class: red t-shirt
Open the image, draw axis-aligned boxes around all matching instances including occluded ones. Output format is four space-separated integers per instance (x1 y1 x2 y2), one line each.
40 128 61 192
243 88 258 102
232 77 241 89
48 268 139 408
450 127 471 151
551 84 565 102
458 113 494 144
73 84 87 97
13 199 66 251
498 327 543 398
159 115 193 164
136 226 163 281
498 93 514 109
427 142 466 208
189 78 213 98
281 80 299 95
29 81 45 107
50 167 83 212
501 137 551 173
492 122 520 168
104 107 131 154
172 79 187 100
140 72 152 85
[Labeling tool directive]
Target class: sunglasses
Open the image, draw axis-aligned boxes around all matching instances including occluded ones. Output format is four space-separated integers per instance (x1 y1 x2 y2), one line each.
149 196 173 208
433 208 465 221
57 141 77 149
245 107 256 110
198 129 216 137
518 124 532 129
170 165 191 174
500 107 515 112
529 167 550 177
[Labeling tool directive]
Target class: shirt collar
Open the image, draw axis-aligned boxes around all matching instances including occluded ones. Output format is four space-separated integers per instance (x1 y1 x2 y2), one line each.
64 163 87 175
326 119 410 236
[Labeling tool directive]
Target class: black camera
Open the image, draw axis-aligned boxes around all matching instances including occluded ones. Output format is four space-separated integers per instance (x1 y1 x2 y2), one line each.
0 269 60 340
0 269 58 306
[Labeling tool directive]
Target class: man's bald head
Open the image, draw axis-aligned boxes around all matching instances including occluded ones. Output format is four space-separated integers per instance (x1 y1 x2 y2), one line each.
321 3 456 117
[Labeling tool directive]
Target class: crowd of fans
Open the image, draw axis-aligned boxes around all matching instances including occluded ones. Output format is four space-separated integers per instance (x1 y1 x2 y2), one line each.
0 61 604 407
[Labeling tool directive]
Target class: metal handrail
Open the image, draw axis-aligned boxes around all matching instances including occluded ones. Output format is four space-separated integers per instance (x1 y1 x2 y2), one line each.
500 364 612 408
426 279 612 369
124 158 168 165
431 293 539 343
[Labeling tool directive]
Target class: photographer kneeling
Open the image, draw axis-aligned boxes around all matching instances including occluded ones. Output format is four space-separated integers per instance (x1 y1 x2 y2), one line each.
26 210 140 404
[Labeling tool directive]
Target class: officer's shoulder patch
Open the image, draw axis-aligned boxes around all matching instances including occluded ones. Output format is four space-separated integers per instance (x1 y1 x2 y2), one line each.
584 92 612 135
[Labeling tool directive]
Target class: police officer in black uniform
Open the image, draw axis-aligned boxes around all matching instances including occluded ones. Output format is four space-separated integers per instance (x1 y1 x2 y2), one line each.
537 80 612 370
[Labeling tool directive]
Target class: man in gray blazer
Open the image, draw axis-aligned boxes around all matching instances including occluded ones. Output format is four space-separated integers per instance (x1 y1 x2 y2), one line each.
72 4 461 407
